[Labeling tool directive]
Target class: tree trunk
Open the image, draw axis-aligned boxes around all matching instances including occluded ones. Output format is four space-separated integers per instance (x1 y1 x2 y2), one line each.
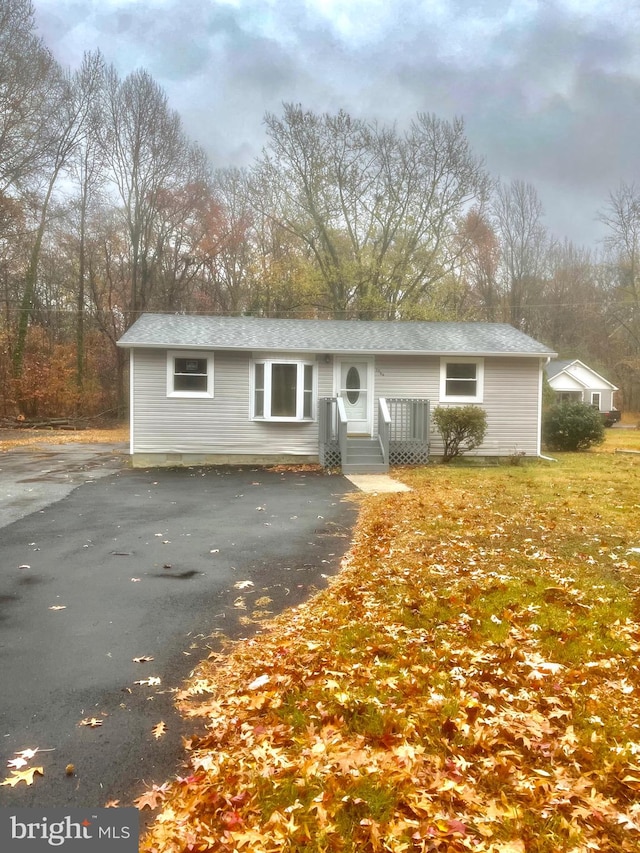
115 345 128 419
12 172 59 382
76 187 87 395
12 221 45 379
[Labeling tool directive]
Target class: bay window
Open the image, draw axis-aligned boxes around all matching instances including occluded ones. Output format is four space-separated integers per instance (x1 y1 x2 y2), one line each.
252 360 314 421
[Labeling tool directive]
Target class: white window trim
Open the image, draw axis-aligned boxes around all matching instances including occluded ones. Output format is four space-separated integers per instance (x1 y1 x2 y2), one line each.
251 359 316 422
591 391 601 408
439 357 484 403
166 350 214 398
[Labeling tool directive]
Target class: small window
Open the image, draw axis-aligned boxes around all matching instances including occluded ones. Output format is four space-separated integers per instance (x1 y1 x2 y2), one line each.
440 358 484 403
167 351 213 397
591 392 601 409
252 360 315 421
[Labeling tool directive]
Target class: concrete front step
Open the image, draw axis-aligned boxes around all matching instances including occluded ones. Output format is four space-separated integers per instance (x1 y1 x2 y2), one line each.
342 462 389 474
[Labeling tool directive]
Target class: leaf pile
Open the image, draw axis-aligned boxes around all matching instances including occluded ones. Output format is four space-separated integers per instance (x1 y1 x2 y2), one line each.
140 459 640 853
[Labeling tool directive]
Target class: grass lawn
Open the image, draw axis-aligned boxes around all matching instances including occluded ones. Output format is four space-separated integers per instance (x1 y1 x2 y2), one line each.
5 422 637 851
135 429 640 852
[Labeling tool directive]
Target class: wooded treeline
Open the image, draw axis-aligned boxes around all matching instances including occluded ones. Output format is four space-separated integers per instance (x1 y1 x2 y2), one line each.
2 0 640 418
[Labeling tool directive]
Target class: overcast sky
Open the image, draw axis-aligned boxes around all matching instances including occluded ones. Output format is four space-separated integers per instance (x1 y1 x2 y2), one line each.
31 0 640 248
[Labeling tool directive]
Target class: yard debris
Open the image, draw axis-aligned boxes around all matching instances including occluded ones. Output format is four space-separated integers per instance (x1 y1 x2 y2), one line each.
138 458 640 853
79 717 103 728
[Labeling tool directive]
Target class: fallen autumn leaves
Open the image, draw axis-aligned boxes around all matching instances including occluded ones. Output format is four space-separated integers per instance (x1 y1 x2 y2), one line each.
132 451 640 852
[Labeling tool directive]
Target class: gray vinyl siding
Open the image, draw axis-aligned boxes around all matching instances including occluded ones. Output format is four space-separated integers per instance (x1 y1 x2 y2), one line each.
373 355 437 434
132 349 543 460
375 355 438 398
373 355 542 457
132 349 333 456
477 357 542 456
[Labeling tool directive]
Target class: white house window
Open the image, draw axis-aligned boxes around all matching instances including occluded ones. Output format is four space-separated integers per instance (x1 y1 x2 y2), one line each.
167 351 214 397
252 360 314 420
439 357 484 403
591 392 601 409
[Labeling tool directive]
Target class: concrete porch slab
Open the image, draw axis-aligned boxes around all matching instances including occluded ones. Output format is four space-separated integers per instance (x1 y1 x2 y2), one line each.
344 473 412 493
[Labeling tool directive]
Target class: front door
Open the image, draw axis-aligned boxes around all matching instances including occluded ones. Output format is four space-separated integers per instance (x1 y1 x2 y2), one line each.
337 360 372 434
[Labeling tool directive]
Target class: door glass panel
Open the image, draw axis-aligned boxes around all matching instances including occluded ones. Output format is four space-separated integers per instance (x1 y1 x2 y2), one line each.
346 366 360 404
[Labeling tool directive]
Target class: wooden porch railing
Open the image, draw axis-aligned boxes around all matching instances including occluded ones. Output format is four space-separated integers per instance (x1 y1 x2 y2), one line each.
378 397 391 465
318 397 347 468
386 398 430 465
386 398 430 442
337 397 348 466
319 396 430 468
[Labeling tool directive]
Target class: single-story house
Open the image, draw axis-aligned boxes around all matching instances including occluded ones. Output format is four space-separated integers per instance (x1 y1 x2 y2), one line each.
117 314 557 472
545 359 619 423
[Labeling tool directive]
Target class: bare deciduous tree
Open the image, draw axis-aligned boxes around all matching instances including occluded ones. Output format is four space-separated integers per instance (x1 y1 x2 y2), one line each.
491 179 547 331
251 104 490 319
99 67 210 318
12 53 104 380
0 0 56 190
598 183 640 406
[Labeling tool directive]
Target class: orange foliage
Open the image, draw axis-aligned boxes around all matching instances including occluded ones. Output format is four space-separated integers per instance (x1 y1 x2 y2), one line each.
2 326 119 418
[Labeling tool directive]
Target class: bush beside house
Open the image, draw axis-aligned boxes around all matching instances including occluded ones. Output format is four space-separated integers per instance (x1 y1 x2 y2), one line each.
432 405 488 463
543 401 605 451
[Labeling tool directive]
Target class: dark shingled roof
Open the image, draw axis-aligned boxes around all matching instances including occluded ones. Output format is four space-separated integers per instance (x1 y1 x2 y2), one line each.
545 359 574 379
117 314 556 357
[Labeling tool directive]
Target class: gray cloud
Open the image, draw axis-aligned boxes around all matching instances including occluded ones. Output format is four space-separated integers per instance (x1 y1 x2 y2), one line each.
32 0 640 246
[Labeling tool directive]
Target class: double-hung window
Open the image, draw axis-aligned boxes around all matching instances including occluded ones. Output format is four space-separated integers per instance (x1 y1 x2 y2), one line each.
252 360 314 421
439 357 484 403
167 351 214 397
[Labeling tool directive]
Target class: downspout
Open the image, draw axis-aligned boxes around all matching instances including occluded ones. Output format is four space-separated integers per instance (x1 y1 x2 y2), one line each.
537 356 557 461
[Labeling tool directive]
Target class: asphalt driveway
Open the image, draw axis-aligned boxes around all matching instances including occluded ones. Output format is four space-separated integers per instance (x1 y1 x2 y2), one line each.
0 446 357 809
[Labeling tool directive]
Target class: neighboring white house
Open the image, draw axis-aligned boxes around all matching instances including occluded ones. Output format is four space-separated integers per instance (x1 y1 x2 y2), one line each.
545 360 619 419
117 314 557 472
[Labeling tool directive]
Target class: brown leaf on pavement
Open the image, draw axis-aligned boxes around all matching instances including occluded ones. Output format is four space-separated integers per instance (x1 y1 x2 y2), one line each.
152 721 166 739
